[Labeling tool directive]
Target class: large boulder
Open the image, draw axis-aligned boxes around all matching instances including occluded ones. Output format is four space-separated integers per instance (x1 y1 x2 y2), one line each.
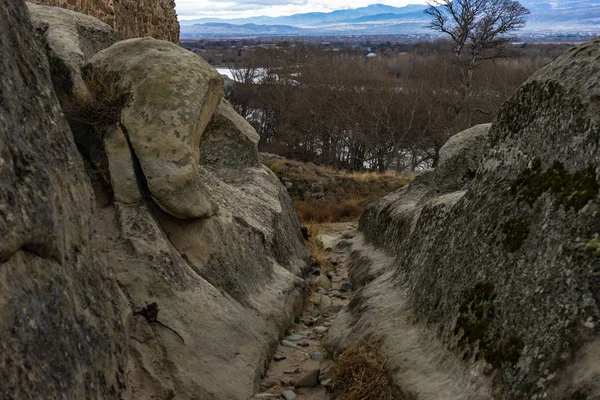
88 38 223 219
71 33 309 398
2 2 310 399
27 3 121 101
200 99 261 168
0 1 128 398
328 38 600 399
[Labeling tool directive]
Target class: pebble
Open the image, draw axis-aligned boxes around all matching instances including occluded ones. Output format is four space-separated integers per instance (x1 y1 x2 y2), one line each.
284 368 300 374
340 281 353 292
316 287 328 294
251 394 281 399
285 335 305 341
303 318 314 326
260 380 279 390
281 340 298 348
313 275 332 290
295 368 320 388
314 326 329 334
310 352 323 360
281 390 297 400
311 309 320 317
320 378 332 387
323 321 333 327
318 295 333 312
273 355 286 361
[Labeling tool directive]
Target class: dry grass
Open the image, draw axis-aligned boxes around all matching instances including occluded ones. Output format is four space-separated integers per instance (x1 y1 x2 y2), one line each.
263 156 414 223
295 200 364 223
60 68 128 133
266 158 407 182
332 341 396 400
307 220 327 265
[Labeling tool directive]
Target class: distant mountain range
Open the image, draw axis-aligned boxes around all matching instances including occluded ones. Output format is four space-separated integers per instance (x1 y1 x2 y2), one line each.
180 1 600 38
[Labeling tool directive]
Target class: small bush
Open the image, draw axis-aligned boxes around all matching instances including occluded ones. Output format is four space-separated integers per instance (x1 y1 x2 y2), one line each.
332 341 397 400
60 67 129 138
306 221 326 265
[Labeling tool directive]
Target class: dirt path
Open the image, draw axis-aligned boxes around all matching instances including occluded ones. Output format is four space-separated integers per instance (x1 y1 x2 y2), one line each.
252 223 357 400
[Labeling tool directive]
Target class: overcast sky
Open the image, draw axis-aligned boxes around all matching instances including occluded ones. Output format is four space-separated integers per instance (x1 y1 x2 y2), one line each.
176 1 428 20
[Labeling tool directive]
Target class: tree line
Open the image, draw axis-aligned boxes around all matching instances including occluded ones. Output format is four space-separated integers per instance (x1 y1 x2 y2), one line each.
222 0 565 171
225 41 563 171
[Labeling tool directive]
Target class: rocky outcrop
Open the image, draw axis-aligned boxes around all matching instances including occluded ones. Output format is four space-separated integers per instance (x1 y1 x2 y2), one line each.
28 3 120 101
2 2 310 399
28 0 180 43
88 38 223 219
0 1 129 398
91 38 309 397
328 38 600 399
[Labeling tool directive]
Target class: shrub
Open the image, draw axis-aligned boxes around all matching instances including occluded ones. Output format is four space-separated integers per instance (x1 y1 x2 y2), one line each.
306 220 326 265
332 341 399 400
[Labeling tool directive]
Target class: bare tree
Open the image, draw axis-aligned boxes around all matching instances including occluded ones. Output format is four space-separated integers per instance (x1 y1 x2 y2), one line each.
426 0 529 99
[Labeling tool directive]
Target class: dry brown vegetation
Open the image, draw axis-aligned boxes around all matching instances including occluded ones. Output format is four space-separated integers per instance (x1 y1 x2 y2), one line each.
264 156 413 223
225 41 568 172
306 221 327 265
332 341 407 400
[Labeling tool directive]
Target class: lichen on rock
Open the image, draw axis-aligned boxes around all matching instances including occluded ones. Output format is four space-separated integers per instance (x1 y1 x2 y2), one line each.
328 37 600 399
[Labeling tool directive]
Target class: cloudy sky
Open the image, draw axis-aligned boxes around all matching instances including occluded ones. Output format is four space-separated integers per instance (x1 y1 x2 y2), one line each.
176 0 427 20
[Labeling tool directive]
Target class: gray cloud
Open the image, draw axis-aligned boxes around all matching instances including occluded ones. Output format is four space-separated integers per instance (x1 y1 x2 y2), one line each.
175 0 423 19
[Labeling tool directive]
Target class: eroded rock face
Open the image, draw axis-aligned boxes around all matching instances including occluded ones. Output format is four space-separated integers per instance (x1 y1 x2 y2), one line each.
28 0 180 43
28 3 121 101
332 39 600 399
0 1 129 398
39 20 308 399
3 3 310 399
200 99 261 168
89 38 223 219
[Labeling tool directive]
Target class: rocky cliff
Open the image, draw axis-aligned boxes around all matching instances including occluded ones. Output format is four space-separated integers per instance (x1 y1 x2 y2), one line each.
0 2 129 398
1 2 309 399
327 39 600 399
28 0 179 43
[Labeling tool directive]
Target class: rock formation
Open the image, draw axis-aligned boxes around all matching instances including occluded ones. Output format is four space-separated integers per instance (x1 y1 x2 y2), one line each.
2 2 309 399
327 39 600 399
28 0 180 43
27 3 121 101
0 1 129 397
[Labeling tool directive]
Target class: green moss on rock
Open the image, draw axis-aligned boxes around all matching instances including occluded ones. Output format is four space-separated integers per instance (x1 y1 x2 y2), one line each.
454 282 524 367
455 282 496 347
512 160 599 211
586 237 600 256
485 335 525 368
502 216 531 252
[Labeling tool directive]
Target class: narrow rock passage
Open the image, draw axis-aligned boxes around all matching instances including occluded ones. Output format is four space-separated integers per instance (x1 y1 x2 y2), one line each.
252 223 358 400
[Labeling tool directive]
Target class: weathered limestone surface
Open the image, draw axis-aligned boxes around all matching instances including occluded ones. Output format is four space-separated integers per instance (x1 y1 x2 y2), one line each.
89 38 223 219
28 3 120 101
28 0 180 43
0 1 129 398
2 2 310 399
328 38 600 399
